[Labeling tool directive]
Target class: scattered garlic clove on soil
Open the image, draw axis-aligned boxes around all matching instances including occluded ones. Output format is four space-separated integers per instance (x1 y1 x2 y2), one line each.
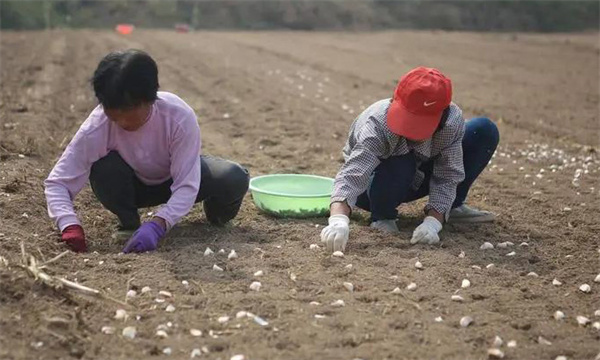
507 340 517 348
165 304 176 313
555 356 567 360
595 310 600 317
406 283 417 291
452 295 464 302
460 316 473 327
122 326 136 339
159 290 172 298
472 265 482 270
554 311 565 320
461 279 471 288
218 249 226 254
458 251 465 258
309 244 319 250
595 274 600 283
230 355 246 360
593 322 600 330
213 264 224 272
182 280 189 287
497 242 508 249
538 336 552 345
156 330 168 338
577 315 590 326
218 316 230 324
343 282 354 292
492 336 503 348
163 347 172 356
191 349 202 358
487 348 505 359
309 301 321 306
249 281 262 291
228 250 238 260
114 309 128 321
332 251 344 257
345 264 353 269
236 311 248 319
480 242 494 250
435 316 443 323
141 286 151 294
126 290 137 299
204 247 214 256
506 251 516 257
253 270 264 277
527 272 539 277
190 329 202 337
519 242 529 247
486 264 495 269
331 299 345 307
290 273 297 281
415 261 424 270
552 278 562 286
579 284 592 293
392 287 402 294
101 326 115 335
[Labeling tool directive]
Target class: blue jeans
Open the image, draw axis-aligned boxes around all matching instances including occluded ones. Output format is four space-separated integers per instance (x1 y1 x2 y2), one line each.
355 117 499 221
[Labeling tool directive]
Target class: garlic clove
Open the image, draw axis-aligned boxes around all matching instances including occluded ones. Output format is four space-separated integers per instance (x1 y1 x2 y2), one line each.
460 316 473 327
122 326 136 339
249 281 262 291
480 242 494 250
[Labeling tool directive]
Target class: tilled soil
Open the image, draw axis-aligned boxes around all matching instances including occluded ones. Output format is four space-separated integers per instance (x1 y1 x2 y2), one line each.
0 29 599 360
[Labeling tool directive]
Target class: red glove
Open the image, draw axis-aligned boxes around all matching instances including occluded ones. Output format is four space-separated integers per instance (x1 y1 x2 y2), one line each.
61 225 87 253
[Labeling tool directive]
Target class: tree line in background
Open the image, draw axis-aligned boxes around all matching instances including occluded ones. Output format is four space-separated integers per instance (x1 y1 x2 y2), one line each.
1 0 598 32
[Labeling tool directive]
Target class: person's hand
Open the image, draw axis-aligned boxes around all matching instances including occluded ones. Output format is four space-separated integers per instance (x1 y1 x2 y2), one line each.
122 221 166 253
410 216 442 245
61 225 87 253
320 214 350 252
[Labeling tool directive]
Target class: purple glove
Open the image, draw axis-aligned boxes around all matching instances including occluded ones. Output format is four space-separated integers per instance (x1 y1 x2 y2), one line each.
122 221 166 253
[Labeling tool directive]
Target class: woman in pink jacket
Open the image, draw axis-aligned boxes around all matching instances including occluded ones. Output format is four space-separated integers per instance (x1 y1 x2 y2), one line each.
45 49 249 253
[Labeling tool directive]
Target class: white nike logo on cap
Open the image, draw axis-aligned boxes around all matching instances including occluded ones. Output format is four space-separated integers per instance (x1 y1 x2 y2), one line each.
423 101 437 107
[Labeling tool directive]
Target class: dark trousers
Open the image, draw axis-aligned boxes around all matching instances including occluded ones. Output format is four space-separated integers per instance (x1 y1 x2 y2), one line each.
356 117 500 221
89 151 250 229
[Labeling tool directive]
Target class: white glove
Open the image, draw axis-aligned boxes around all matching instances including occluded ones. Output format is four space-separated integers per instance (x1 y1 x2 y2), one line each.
410 216 443 245
320 214 350 252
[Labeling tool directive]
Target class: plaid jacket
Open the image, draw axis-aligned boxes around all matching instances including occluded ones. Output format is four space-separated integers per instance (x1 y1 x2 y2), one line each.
331 98 465 217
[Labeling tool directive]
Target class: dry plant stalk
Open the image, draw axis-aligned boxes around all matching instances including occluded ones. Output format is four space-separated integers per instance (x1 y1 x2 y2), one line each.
18 242 129 307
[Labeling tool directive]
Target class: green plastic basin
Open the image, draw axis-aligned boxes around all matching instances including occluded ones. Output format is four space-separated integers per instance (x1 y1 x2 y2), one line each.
249 174 334 218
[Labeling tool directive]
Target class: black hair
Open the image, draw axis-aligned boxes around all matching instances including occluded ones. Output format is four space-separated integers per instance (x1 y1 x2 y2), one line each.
92 49 159 109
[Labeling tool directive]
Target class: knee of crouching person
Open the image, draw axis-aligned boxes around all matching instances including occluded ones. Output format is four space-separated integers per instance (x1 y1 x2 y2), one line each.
227 162 250 196
472 117 500 148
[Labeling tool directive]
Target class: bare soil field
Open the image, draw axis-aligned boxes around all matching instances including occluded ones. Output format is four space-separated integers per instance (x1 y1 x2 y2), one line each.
0 30 599 360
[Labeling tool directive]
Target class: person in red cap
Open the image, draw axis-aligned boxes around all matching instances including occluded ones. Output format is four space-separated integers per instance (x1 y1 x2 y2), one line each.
321 66 499 252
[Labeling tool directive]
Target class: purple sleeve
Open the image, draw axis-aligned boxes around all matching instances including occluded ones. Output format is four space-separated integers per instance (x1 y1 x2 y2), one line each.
154 116 201 229
44 127 107 231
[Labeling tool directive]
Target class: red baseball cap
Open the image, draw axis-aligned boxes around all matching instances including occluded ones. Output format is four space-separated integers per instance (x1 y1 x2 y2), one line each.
387 67 452 140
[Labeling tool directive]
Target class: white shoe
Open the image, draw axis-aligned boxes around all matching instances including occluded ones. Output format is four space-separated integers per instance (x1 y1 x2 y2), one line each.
370 220 400 234
449 204 496 223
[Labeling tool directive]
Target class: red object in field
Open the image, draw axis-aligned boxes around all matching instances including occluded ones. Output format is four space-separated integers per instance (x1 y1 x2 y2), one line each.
116 24 135 35
175 23 190 33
